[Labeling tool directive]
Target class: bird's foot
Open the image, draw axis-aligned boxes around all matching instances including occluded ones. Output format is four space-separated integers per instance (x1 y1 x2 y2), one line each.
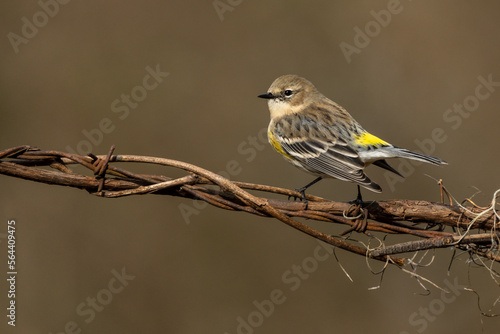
288 186 309 209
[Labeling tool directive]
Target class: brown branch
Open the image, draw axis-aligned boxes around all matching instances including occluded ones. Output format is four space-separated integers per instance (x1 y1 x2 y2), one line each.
1 145 499 267
370 233 500 258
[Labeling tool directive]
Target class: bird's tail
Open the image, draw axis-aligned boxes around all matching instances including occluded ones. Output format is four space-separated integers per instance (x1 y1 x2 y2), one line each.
391 147 447 166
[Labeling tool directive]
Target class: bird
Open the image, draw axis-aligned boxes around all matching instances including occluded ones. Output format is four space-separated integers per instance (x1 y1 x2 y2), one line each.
258 74 447 204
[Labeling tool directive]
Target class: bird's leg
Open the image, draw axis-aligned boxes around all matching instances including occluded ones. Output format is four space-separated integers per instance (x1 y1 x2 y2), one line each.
294 176 322 201
289 176 322 209
349 185 363 205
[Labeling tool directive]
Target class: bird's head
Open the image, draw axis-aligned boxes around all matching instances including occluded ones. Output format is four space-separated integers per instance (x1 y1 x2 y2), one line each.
258 74 319 118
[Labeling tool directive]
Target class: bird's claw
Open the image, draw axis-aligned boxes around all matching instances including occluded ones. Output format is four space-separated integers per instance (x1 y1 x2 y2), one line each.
288 187 309 209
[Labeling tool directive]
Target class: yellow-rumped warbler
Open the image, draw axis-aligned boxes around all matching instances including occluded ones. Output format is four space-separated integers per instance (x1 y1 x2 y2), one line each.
258 74 447 202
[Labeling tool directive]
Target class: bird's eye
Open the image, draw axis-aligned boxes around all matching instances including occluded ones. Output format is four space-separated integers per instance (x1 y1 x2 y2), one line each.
284 89 293 96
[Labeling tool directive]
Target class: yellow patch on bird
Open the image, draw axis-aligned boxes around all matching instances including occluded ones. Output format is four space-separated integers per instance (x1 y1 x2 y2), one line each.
268 130 293 158
355 132 389 147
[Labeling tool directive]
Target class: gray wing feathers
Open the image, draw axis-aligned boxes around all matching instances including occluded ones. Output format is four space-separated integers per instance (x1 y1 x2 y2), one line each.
277 130 382 193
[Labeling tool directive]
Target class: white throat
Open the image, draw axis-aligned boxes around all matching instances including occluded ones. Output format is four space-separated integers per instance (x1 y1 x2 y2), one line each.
268 99 301 119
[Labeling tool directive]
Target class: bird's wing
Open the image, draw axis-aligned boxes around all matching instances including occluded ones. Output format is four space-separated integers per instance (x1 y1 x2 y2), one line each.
273 116 382 192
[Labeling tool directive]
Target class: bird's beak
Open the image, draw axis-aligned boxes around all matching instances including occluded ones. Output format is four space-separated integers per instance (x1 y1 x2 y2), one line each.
258 92 274 99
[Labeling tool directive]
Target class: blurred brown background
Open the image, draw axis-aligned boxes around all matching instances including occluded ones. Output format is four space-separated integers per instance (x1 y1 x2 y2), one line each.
1 1 499 333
